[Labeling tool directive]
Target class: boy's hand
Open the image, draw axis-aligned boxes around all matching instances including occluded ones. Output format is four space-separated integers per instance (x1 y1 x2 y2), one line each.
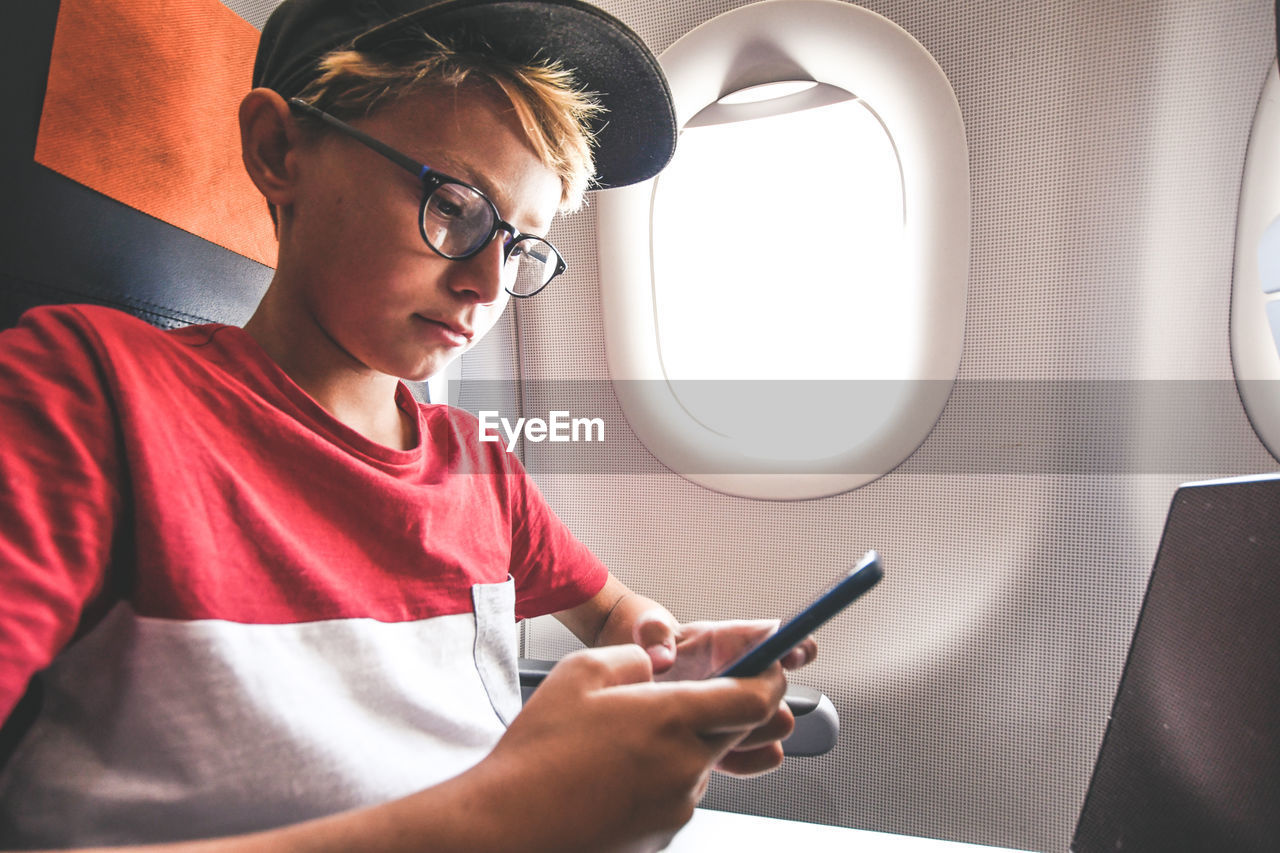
476 645 788 851
562 578 817 677
632 613 818 679
274 645 788 853
556 578 818 779
631 613 818 777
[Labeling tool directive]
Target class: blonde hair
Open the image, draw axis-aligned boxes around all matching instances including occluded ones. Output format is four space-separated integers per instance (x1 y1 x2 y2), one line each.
292 36 603 212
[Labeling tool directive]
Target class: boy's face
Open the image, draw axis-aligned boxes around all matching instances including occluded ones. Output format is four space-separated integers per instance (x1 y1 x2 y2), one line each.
279 84 563 382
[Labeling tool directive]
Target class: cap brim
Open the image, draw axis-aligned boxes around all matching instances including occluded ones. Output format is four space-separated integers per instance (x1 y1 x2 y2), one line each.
354 0 675 189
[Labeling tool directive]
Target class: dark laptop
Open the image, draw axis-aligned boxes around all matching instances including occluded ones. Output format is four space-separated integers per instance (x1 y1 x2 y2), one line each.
1072 473 1280 852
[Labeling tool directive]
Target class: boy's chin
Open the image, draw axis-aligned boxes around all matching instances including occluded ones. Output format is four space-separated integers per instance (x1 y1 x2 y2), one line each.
399 354 460 384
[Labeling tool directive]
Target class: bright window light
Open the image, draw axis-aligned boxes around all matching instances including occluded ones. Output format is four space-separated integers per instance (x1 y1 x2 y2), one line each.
652 97 912 383
651 97 913 460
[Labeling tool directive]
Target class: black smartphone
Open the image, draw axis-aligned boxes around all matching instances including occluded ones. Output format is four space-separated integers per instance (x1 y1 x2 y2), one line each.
715 550 883 678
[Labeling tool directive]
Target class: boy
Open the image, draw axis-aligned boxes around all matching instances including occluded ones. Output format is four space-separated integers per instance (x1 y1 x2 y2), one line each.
0 1 813 850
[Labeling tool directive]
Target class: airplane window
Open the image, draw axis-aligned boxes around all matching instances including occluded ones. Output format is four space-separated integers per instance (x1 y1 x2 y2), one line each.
652 92 909 386
596 0 969 499
1233 60 1280 463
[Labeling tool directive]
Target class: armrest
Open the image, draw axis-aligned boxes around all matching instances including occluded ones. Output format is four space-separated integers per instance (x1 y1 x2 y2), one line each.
517 658 839 757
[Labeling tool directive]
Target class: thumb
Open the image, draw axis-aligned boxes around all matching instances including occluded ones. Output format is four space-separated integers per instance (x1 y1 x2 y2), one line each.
547 645 654 694
632 610 679 673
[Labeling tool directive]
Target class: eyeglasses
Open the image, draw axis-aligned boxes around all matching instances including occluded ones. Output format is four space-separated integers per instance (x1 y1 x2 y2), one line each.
288 99 567 298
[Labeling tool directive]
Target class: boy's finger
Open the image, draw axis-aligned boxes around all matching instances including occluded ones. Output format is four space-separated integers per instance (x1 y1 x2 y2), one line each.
633 610 678 671
780 636 817 669
716 742 786 777
709 619 781 669
657 669 787 736
731 701 795 750
549 645 654 692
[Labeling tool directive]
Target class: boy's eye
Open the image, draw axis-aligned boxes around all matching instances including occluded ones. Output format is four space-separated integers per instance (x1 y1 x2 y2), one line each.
510 241 549 263
426 189 468 221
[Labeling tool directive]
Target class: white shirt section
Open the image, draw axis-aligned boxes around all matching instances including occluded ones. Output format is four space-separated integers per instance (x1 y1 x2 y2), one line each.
0 582 518 847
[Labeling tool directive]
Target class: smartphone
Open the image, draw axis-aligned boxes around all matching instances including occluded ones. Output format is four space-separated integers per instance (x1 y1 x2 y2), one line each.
515 551 883 693
715 550 883 678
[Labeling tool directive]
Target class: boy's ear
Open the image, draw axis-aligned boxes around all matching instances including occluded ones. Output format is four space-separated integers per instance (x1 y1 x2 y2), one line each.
239 88 302 211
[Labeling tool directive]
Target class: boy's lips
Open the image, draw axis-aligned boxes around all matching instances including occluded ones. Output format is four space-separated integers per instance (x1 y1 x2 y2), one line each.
415 314 474 345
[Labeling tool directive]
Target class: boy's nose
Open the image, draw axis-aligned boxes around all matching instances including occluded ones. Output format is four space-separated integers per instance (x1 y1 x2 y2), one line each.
447 237 507 304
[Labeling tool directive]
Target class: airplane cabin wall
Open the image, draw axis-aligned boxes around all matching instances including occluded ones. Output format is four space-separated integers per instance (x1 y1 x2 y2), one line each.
454 1 1280 851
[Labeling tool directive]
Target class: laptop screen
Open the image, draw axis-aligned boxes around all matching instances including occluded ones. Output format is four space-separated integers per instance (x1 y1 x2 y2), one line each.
1071 474 1280 852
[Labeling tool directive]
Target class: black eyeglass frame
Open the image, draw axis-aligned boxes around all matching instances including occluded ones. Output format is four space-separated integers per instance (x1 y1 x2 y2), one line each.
287 98 567 298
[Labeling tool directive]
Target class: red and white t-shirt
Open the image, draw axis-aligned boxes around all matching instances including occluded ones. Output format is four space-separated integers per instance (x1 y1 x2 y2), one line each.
0 305 608 846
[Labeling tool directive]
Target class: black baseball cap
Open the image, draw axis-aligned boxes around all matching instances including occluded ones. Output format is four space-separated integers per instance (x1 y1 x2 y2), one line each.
252 0 677 188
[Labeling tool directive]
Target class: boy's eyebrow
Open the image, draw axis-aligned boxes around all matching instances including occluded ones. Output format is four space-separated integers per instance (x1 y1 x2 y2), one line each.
426 152 555 235
427 153 497 197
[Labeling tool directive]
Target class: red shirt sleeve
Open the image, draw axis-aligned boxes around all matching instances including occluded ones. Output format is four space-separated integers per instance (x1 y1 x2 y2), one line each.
0 307 124 722
504 449 610 620
438 409 608 620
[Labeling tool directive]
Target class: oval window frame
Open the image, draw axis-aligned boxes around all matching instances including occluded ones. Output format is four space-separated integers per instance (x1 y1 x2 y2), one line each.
1232 60 1280 464
596 0 969 500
